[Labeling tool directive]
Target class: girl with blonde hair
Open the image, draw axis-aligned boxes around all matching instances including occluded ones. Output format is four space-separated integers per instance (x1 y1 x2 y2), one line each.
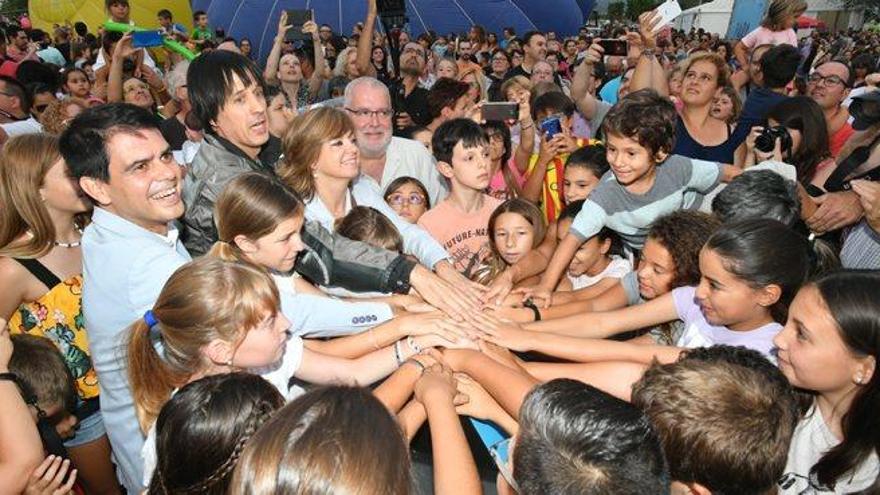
0 134 119 495
733 0 806 73
129 255 453 485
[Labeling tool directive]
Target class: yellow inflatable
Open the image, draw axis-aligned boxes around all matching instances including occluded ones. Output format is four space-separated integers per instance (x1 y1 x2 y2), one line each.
28 0 193 36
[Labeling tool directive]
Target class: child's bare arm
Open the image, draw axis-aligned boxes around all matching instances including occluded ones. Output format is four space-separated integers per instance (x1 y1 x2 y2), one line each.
531 233 583 306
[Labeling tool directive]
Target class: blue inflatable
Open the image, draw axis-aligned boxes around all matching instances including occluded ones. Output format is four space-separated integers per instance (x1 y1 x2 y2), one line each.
191 0 593 62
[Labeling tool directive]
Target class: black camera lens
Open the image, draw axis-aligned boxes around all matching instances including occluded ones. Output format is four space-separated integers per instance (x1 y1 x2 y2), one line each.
755 126 791 154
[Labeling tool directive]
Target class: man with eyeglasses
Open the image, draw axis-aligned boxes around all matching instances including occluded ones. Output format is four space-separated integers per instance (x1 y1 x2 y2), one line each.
807 61 854 158
343 76 448 205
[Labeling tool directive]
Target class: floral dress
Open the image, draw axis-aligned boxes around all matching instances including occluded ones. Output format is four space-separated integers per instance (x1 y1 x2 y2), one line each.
8 258 99 400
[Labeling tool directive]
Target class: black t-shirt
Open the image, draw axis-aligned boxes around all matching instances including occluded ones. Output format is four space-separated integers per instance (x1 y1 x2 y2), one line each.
159 116 187 151
388 79 431 130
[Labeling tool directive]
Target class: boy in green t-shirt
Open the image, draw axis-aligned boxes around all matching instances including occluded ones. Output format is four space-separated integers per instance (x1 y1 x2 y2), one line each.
191 10 214 50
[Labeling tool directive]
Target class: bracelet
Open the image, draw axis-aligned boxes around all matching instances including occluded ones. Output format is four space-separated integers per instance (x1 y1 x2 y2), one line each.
0 372 18 383
404 358 426 374
393 340 404 366
523 299 542 321
520 122 534 130
642 48 656 58
406 335 422 355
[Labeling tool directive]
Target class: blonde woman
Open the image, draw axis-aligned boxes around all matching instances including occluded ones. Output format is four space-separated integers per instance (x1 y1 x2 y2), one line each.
0 134 119 495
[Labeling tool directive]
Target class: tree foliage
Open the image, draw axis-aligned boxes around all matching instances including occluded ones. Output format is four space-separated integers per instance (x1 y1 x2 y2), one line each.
0 0 27 16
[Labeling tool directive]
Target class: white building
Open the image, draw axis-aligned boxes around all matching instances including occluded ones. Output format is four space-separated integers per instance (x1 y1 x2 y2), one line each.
676 0 864 37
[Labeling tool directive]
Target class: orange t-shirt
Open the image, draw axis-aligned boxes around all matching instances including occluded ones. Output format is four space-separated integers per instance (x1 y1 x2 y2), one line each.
417 195 503 277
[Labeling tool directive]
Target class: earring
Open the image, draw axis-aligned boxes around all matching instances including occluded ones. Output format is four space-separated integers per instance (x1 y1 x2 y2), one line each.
855 372 864 384
227 358 234 369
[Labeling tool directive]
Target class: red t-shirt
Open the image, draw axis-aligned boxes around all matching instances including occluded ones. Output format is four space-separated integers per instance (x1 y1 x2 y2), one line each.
829 122 854 159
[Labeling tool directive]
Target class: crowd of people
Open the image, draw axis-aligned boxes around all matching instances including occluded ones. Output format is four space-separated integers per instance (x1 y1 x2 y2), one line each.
0 0 879 493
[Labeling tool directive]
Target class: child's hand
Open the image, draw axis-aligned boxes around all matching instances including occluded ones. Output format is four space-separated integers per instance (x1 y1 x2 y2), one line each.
111 33 136 61
454 373 506 421
537 134 560 165
478 314 534 353
399 312 471 342
23 456 77 495
414 363 465 406
513 285 553 308
478 339 526 371
483 305 534 323
550 132 578 155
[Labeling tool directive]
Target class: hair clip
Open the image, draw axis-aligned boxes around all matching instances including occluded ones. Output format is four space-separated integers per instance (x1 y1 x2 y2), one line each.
144 310 162 341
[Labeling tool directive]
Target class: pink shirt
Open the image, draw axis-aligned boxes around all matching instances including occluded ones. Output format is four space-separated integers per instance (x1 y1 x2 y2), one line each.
740 27 797 50
417 195 503 276
487 158 526 200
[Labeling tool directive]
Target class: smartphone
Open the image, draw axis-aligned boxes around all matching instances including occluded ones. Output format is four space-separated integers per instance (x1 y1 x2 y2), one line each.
482 102 519 122
651 0 683 33
132 30 164 48
285 9 313 43
598 39 628 57
540 115 563 139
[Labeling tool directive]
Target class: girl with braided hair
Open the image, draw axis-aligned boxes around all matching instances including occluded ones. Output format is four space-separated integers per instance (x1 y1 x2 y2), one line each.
148 373 284 495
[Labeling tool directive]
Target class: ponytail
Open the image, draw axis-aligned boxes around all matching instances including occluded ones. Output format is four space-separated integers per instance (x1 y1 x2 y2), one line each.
125 258 281 432
706 219 810 323
208 240 244 263
126 318 189 432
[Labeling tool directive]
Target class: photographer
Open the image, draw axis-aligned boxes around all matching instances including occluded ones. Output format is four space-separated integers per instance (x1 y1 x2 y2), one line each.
744 97 835 189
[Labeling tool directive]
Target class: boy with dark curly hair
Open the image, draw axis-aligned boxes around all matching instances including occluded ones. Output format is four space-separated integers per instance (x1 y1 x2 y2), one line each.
530 90 742 305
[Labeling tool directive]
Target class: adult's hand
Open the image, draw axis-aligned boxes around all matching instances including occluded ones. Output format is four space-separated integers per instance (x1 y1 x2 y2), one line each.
807 190 864 234
852 179 880 232
111 32 135 62
410 265 478 322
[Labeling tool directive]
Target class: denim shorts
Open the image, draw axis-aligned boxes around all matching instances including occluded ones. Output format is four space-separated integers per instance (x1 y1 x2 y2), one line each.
64 407 107 448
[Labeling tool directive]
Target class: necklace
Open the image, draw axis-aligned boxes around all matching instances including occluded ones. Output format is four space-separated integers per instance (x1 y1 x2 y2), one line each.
53 228 83 248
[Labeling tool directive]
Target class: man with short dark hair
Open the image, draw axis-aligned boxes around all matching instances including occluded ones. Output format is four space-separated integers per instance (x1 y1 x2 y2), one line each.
4 27 37 62
505 31 547 81
425 78 474 131
60 103 187 493
0 75 42 144
808 61 855 158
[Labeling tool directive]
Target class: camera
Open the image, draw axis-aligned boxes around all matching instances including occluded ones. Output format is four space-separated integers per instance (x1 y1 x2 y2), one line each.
755 125 792 154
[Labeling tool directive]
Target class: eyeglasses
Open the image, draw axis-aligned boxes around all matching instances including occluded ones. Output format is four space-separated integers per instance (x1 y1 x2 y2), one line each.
808 73 847 87
387 192 426 207
345 107 393 120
